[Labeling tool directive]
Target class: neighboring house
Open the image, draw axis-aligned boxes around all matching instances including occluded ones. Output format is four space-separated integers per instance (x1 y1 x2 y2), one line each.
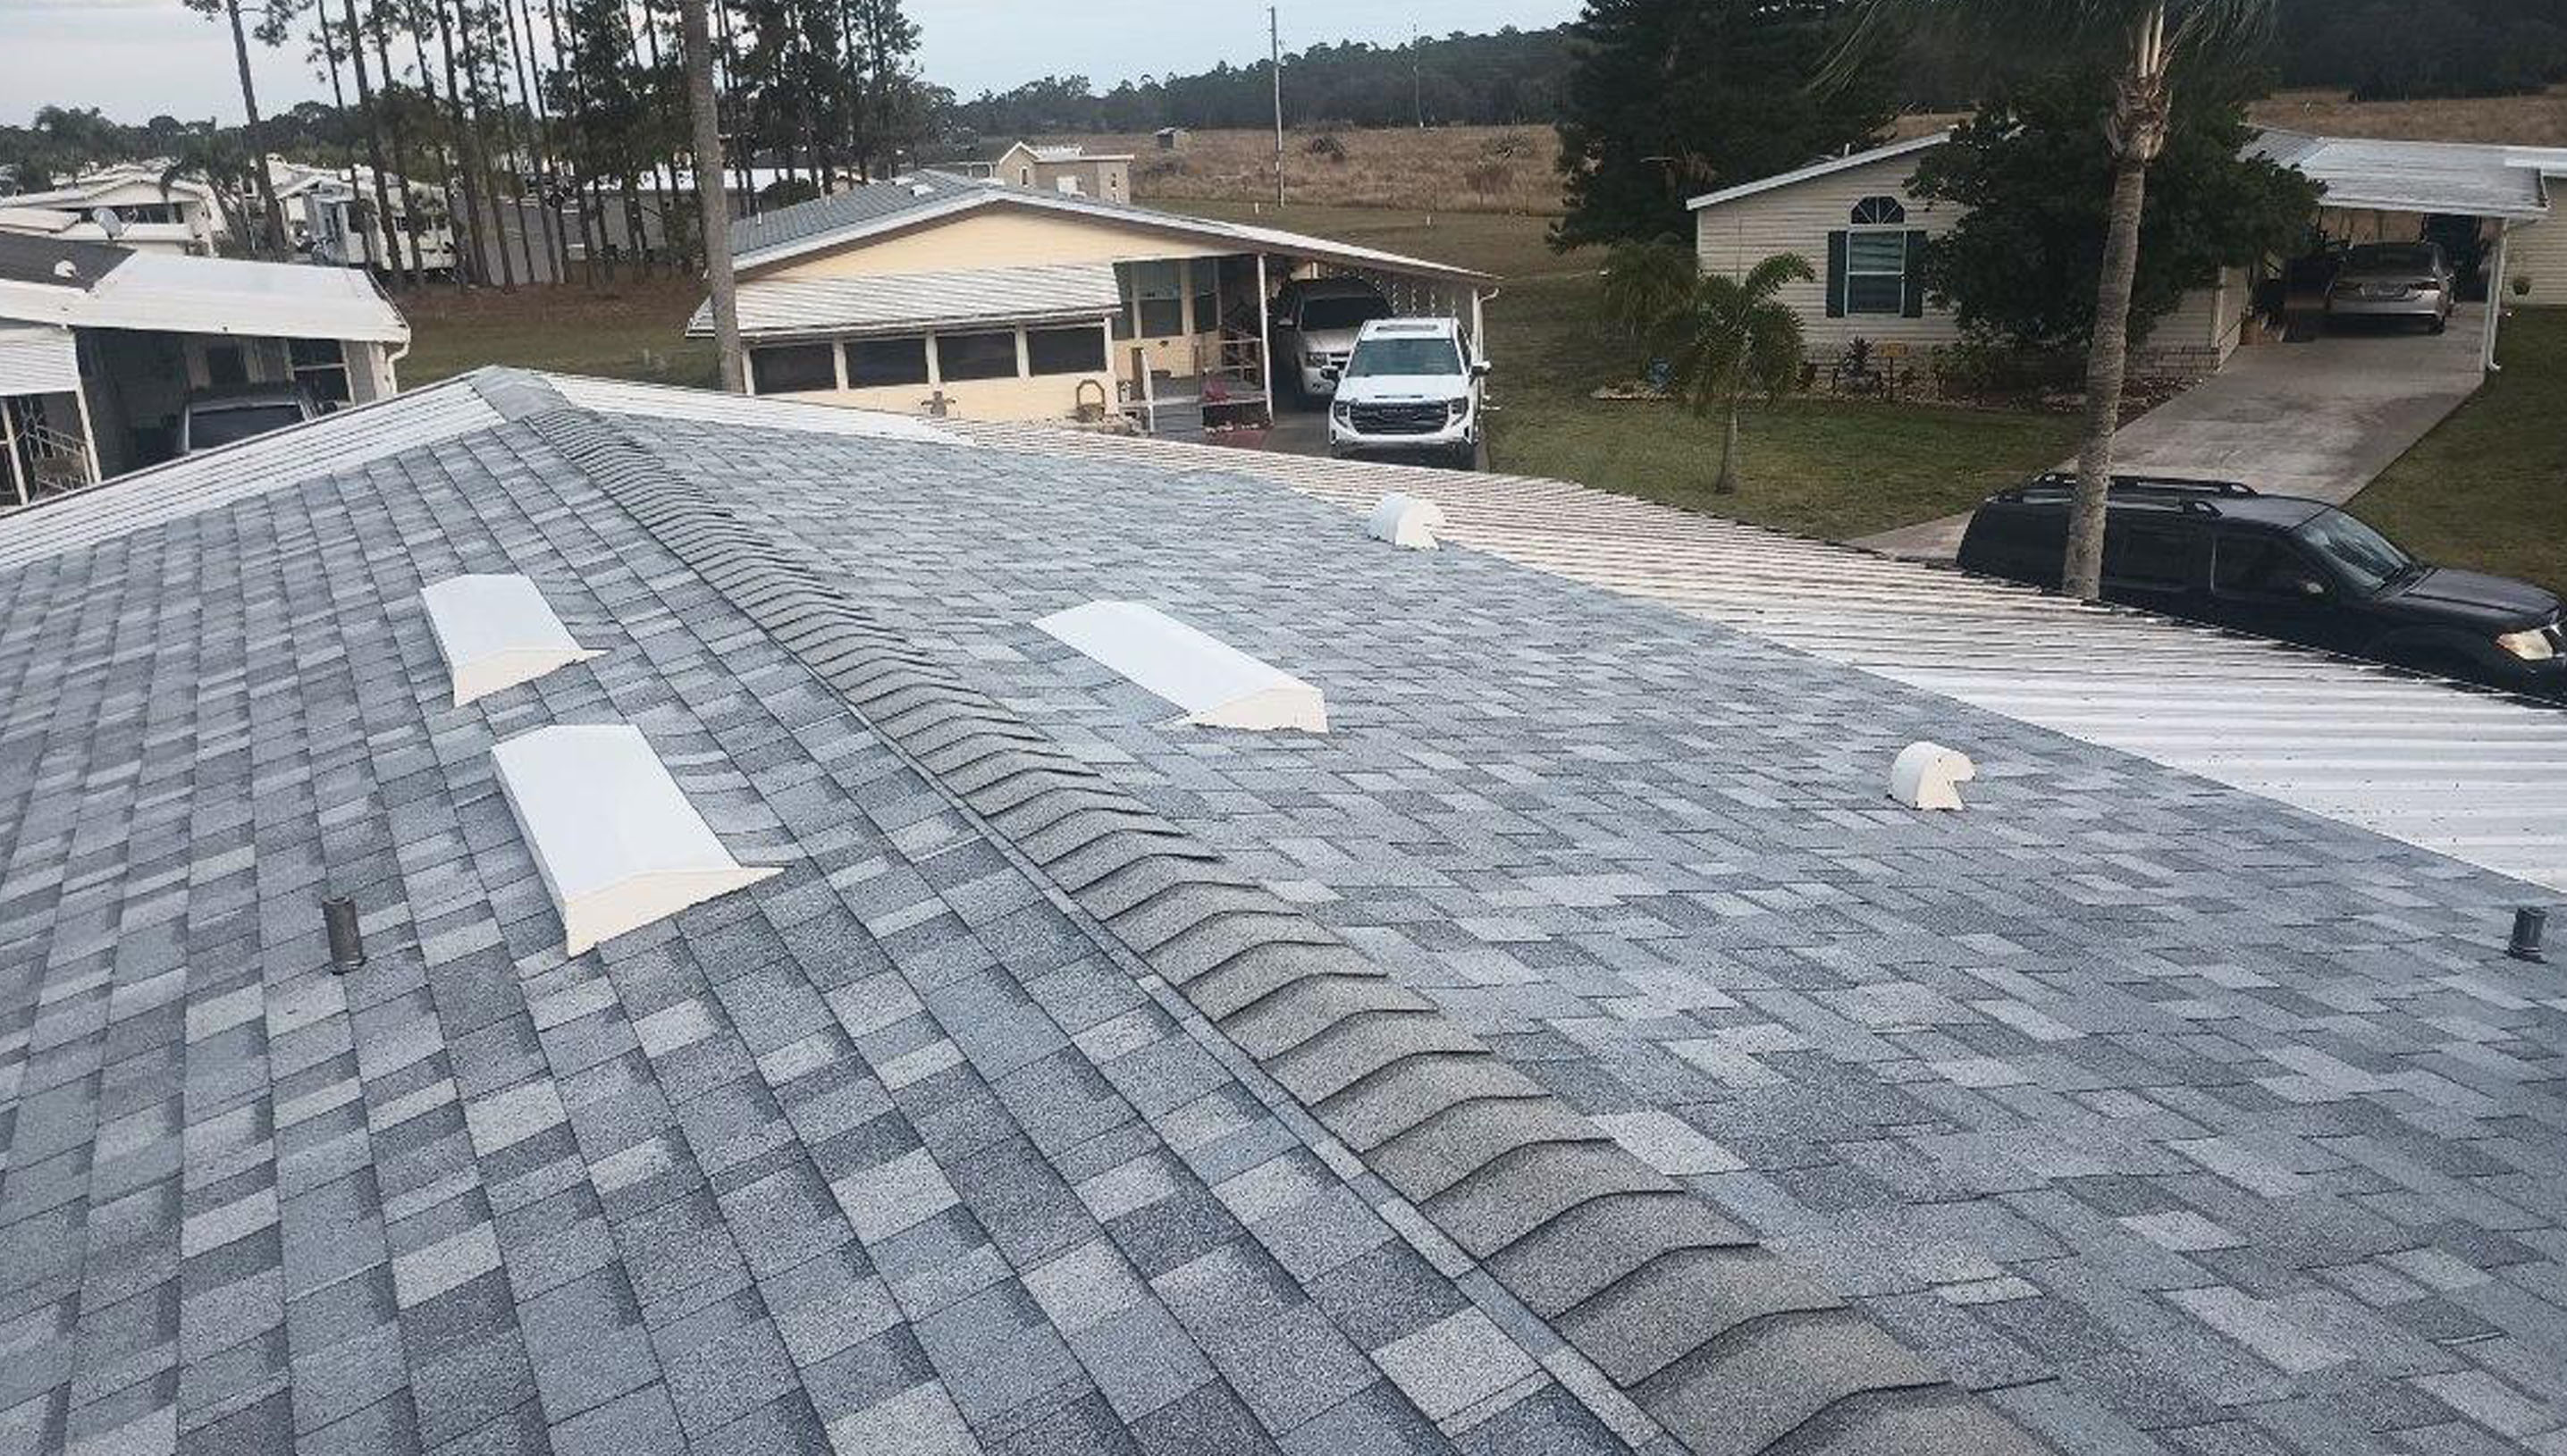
0 231 406 503
271 159 459 275
686 170 1490 433
1692 127 2560 377
991 141 1134 203
2498 144 2567 305
0 203 202 257
1155 126 1189 150
2 163 229 255
3 363 2564 1456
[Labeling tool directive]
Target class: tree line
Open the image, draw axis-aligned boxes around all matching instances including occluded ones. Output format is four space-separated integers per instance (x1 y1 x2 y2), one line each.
940 28 1573 138
1 0 927 290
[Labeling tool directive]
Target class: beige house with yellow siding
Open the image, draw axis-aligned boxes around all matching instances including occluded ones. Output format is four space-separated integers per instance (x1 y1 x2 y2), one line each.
1691 128 2560 382
989 143 1134 205
691 172 1490 435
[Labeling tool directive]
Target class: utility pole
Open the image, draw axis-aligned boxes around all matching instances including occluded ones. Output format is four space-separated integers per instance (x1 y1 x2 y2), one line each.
1411 26 1422 129
1269 5 1284 208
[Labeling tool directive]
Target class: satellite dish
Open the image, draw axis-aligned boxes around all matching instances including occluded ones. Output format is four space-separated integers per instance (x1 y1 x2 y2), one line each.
52 259 78 280
89 206 126 239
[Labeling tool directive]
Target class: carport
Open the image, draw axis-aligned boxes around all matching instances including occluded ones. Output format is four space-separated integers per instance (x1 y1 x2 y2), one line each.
2251 130 2552 371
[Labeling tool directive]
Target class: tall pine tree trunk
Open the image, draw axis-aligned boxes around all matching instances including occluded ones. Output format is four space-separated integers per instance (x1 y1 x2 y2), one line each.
503 0 569 282
221 0 290 254
409 21 472 291
375 29 433 288
680 0 743 391
343 0 411 285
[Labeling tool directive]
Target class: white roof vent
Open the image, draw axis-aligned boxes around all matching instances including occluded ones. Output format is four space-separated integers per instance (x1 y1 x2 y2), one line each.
492 724 781 955
1889 741 1975 811
1367 492 1445 550
1035 601 1326 732
421 574 601 706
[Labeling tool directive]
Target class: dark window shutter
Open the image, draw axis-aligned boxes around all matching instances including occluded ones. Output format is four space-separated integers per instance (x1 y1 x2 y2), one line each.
1825 231 1847 319
1902 230 1928 318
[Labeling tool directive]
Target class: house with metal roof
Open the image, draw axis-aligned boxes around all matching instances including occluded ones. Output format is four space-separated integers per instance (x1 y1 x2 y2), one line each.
1690 127 2563 378
4 366 2566 1456
0 231 408 506
686 171 1491 435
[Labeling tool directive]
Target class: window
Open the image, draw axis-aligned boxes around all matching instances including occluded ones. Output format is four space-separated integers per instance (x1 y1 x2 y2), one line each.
1844 231 1909 315
937 331 1020 382
1025 326 1106 375
1055 175 1082 195
1345 335 1461 378
289 337 350 405
1850 195 1906 225
2293 509 2412 593
749 343 837 394
1189 260 1219 336
2212 534 2324 600
844 336 929 388
2100 526 2190 590
1125 260 1184 337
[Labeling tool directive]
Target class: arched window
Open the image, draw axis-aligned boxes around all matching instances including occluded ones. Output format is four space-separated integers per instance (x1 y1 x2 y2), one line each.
1850 195 1906 225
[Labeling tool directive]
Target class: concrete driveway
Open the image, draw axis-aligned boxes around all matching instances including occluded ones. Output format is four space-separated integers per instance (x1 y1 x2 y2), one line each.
1857 304 2487 559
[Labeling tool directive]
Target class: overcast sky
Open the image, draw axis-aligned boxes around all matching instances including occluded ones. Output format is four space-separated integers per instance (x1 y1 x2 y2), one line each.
2 0 1582 128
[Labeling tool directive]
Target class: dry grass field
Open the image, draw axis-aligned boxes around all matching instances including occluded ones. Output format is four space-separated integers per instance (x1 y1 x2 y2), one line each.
1083 86 2565 214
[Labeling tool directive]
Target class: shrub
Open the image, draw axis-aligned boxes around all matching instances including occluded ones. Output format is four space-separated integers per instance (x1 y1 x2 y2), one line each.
1463 160 1511 195
1304 133 1347 162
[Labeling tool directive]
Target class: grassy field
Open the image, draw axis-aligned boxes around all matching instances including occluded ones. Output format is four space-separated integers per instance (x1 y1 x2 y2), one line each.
2350 308 2567 595
1080 88 2567 215
400 276 716 389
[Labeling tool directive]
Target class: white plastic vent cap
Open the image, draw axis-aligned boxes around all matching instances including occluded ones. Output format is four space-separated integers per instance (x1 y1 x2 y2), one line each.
1035 601 1326 732
492 724 781 955
1889 741 1975 811
1367 493 1446 551
421 574 602 706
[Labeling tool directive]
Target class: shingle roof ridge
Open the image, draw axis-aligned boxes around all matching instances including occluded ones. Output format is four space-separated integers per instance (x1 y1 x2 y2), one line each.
517 404 2053 1456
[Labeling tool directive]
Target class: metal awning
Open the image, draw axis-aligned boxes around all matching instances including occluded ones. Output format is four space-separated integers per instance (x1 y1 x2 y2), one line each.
690 262 1121 341
2252 130 2550 219
0 322 78 396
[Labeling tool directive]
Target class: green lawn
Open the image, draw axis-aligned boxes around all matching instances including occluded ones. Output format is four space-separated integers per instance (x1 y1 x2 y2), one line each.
1179 201 2082 540
400 276 717 389
2349 307 2567 596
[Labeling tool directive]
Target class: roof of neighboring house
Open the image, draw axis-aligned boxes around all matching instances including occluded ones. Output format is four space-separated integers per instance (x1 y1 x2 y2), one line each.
685 261 1122 341
2250 130 2550 219
728 173 1493 283
1688 126 2558 221
1685 130 1955 211
5 366 2567 1456
0 238 407 343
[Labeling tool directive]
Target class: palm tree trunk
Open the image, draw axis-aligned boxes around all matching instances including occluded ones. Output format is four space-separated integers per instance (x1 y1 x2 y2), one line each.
1713 400 1741 494
221 0 290 255
342 0 411 285
679 0 744 391
2065 156 2150 600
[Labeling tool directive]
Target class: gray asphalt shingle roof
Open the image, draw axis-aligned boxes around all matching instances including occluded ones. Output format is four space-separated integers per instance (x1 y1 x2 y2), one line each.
4 369 2566 1456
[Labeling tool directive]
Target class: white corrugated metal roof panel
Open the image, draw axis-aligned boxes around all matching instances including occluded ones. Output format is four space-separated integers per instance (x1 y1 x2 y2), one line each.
542 374 965 444
0 250 408 343
686 262 1119 340
956 419 2567 894
2251 130 2549 218
0 323 77 396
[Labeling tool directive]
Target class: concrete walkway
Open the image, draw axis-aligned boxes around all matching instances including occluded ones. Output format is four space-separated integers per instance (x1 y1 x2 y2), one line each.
1856 306 2487 560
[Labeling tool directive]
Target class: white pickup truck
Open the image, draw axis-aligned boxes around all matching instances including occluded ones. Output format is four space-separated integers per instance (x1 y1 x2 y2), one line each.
1326 316 1486 470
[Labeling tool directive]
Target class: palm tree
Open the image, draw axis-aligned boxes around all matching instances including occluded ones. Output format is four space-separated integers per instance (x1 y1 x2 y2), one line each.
1836 0 2273 599
1653 252 1814 496
678 0 745 390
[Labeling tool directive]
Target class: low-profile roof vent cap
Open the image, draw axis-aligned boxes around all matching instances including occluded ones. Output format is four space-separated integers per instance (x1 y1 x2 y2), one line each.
492 724 781 955
421 573 601 706
1368 492 1445 550
1890 741 1975 811
1036 600 1326 732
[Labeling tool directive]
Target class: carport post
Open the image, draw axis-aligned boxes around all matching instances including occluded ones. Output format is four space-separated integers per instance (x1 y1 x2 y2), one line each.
1469 289 1485 366
2483 223 2511 374
1255 252 1274 425
72 380 101 486
3 400 25 508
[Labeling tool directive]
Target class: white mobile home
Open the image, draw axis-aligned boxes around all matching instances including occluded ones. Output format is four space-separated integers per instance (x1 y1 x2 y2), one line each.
0 232 408 505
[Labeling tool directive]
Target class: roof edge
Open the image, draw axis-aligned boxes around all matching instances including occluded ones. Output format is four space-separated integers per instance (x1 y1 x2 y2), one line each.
1687 130 1953 211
